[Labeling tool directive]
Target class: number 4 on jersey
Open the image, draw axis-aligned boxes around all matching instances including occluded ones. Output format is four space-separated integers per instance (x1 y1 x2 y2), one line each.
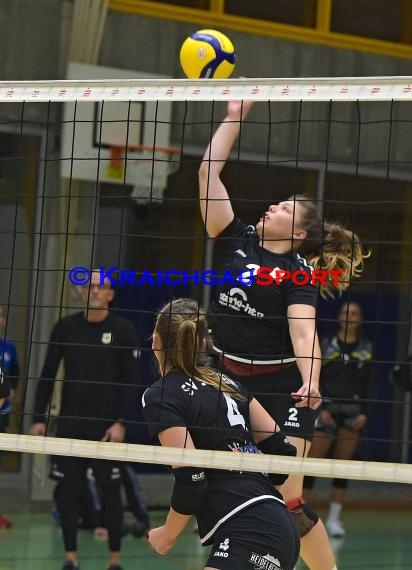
223 393 246 429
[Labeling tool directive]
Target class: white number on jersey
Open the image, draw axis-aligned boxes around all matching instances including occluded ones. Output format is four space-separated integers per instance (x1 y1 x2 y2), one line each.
223 393 246 429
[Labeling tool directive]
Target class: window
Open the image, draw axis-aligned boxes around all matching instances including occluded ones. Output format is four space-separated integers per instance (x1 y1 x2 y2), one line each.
331 0 405 43
225 0 317 28
152 0 210 8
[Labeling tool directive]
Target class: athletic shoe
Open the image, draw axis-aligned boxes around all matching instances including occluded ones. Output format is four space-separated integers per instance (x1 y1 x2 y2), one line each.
326 518 346 537
61 562 80 570
0 514 12 528
330 535 346 555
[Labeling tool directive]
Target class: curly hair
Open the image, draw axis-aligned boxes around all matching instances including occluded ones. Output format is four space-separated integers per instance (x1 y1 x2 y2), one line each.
290 195 370 297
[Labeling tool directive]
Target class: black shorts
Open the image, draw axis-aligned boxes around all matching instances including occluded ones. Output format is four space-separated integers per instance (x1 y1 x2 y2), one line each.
50 455 122 487
316 402 363 434
228 364 318 441
205 501 299 570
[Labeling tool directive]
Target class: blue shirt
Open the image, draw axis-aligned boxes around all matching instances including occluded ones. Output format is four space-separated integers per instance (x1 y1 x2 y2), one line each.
0 337 20 415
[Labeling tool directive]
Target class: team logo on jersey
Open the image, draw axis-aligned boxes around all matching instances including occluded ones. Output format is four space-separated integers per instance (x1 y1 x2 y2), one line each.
101 332 112 345
249 552 282 570
219 538 230 550
213 537 230 558
219 287 264 318
228 441 258 454
181 380 198 396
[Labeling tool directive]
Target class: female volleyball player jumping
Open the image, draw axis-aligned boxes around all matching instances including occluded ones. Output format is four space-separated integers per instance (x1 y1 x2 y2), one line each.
143 298 300 570
198 100 369 570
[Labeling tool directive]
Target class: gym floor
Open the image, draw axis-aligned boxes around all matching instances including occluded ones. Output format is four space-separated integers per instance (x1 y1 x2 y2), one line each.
0 509 410 570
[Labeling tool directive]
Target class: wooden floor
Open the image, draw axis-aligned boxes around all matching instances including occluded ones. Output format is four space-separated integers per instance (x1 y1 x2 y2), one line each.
0 509 411 570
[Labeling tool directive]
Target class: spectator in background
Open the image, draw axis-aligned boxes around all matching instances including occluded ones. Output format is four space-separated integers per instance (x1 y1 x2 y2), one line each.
303 301 373 537
51 462 151 541
0 305 20 530
30 270 142 570
0 305 21 433
121 463 151 537
0 364 12 528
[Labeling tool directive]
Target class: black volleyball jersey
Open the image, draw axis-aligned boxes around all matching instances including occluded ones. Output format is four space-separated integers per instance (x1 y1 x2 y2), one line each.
142 370 284 545
320 335 373 414
207 217 318 363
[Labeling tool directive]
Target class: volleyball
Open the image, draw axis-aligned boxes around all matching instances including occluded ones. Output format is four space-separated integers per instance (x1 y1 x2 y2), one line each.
179 29 236 79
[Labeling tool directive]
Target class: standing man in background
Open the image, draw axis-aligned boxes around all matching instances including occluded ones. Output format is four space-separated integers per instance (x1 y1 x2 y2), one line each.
30 270 141 570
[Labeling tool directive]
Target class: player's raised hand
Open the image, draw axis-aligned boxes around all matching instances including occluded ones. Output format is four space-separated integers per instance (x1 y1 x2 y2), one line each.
226 99 255 121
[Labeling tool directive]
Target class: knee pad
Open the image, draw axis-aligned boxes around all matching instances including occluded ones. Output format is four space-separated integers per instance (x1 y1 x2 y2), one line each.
287 498 319 537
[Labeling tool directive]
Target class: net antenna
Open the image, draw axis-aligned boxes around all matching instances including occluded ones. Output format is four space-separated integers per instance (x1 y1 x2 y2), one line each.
107 143 182 204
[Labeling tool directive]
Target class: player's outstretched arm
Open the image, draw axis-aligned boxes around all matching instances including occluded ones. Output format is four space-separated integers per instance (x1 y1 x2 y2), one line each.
248 396 279 443
288 304 322 410
199 100 254 238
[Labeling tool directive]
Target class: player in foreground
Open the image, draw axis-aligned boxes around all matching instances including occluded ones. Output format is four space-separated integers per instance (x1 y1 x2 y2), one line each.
143 298 300 570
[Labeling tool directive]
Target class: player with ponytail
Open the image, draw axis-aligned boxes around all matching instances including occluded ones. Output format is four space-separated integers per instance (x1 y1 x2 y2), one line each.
143 298 300 570
198 100 369 570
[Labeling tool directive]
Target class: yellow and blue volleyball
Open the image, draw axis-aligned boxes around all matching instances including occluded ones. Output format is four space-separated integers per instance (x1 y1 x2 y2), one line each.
179 29 236 79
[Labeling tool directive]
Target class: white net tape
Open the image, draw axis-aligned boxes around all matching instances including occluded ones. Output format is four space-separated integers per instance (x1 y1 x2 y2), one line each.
1 76 412 102
1 433 411 484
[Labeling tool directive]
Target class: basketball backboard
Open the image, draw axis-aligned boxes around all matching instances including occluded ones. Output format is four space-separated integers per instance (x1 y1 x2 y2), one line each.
60 63 177 202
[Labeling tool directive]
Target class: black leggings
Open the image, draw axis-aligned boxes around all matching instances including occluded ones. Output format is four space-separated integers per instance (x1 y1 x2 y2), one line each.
51 457 123 552
121 464 150 527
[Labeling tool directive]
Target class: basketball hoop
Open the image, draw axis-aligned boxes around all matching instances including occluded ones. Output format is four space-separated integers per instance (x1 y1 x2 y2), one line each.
106 143 182 204
107 143 182 183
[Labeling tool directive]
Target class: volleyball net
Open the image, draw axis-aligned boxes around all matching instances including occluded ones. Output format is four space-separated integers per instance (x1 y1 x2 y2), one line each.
0 76 412 486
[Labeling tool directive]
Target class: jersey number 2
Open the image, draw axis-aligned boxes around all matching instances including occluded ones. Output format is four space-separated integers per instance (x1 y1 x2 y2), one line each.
223 393 246 429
